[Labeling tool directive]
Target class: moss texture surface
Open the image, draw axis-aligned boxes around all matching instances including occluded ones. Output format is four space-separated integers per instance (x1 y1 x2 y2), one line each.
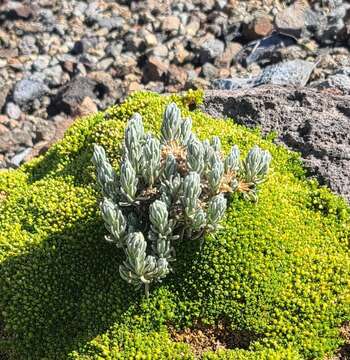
0 91 349 359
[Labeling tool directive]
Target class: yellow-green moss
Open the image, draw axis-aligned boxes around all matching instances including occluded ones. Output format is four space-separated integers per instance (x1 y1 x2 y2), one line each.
0 90 349 360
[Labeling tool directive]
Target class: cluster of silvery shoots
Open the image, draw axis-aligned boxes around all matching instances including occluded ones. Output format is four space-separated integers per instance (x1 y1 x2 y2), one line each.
92 103 271 297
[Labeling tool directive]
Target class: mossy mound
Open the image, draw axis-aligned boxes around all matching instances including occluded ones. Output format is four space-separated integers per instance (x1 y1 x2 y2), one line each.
0 91 349 360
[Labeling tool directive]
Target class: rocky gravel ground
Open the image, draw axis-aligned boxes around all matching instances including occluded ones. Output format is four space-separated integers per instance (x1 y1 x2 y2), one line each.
0 0 349 169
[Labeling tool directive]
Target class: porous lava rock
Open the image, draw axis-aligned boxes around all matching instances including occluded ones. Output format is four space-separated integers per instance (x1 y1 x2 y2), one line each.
203 86 350 202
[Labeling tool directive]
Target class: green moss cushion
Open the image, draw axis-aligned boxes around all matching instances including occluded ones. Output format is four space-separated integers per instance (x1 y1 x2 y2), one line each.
0 91 349 359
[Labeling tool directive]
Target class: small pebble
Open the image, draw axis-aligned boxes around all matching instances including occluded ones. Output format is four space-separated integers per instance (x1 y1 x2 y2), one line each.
6 103 21 120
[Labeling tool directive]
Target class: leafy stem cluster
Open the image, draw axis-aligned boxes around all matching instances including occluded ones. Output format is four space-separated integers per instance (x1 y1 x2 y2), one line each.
92 103 271 296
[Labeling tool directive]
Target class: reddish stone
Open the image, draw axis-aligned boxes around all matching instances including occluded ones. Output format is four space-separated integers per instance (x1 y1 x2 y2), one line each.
0 48 18 59
63 60 76 73
215 42 242 68
13 5 33 19
74 97 98 117
143 56 168 82
275 0 309 38
168 64 188 87
127 81 143 93
162 16 180 32
0 124 9 135
243 16 273 40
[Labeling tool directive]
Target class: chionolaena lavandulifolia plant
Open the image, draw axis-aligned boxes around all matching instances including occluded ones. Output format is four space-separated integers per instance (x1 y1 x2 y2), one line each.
92 103 271 297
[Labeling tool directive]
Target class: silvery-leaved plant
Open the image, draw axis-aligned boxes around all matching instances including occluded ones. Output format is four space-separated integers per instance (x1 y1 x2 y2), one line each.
93 102 271 296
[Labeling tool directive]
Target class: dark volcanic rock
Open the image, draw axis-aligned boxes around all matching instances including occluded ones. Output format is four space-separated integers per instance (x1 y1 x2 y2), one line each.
236 33 297 66
51 77 97 115
203 86 350 202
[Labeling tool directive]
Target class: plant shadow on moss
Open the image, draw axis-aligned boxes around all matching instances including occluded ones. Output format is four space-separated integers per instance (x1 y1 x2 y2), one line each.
24 146 95 187
25 119 124 188
0 210 208 359
0 216 136 358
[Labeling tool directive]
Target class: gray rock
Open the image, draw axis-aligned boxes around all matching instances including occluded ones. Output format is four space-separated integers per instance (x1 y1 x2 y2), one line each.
239 33 297 66
73 1 88 17
313 74 350 94
258 60 316 87
38 9 57 33
203 86 350 202
10 148 32 167
86 1 103 18
54 24 66 37
275 1 308 38
313 3 350 45
78 54 98 68
49 57 60 67
336 67 350 76
11 128 33 147
97 57 114 71
13 78 49 106
106 43 123 59
145 81 165 93
28 72 47 84
19 35 38 55
0 131 14 153
150 45 169 58
201 63 218 80
32 98 42 112
303 8 325 37
199 39 225 64
76 63 87 76
212 77 260 90
96 16 124 30
43 65 63 86
213 60 316 90
32 56 51 71
216 0 228 9
124 33 144 52
58 54 78 63
5 102 21 120
35 119 56 142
